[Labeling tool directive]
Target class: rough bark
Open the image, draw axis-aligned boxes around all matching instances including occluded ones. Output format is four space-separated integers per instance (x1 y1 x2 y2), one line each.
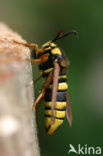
0 22 40 156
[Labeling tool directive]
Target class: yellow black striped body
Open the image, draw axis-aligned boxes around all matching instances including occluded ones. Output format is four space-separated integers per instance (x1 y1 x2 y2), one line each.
37 42 69 135
45 77 68 135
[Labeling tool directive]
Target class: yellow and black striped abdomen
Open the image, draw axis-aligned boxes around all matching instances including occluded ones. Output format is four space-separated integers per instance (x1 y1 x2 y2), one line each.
44 75 68 135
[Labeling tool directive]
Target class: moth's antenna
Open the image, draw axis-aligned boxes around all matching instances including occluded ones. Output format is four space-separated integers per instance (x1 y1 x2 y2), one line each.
52 29 63 42
52 30 77 42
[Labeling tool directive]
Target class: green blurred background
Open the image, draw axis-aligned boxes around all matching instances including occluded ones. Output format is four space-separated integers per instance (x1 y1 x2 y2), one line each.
1 0 103 155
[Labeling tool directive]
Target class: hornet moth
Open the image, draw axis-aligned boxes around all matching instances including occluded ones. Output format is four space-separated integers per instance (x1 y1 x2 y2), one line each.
14 29 77 135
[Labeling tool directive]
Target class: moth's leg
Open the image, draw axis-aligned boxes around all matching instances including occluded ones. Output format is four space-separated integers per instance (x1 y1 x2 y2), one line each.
32 72 53 111
13 40 43 52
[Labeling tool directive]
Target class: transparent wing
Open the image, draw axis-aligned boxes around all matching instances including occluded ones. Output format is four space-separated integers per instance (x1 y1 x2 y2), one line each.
59 48 70 75
66 91 72 127
60 48 70 67
51 61 60 125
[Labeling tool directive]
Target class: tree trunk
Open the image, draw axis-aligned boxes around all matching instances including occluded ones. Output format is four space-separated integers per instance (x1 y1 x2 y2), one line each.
0 22 40 156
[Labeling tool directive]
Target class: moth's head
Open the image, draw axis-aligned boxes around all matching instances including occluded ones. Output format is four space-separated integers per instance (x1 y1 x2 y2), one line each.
41 40 56 50
32 29 77 59
31 41 56 59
